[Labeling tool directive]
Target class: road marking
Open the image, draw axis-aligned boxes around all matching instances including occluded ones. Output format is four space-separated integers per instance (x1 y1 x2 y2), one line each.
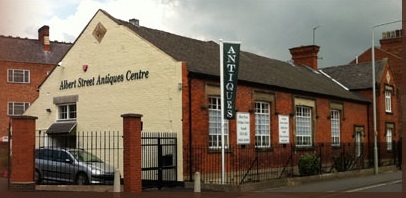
344 179 401 192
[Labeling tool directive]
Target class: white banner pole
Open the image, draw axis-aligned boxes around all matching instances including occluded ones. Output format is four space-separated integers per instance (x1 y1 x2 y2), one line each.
219 39 225 184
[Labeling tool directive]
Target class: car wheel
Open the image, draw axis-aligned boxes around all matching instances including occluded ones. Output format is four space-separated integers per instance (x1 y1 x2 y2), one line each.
76 173 89 185
34 170 42 184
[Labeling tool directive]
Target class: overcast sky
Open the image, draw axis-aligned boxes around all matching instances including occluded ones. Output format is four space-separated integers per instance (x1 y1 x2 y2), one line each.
0 0 402 68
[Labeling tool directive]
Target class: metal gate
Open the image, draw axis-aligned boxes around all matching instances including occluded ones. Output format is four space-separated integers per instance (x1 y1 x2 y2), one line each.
141 132 177 189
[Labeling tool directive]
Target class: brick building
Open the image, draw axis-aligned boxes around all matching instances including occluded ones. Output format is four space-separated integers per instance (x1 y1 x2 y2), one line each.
0 26 71 141
344 29 402 166
23 10 389 184
321 58 400 165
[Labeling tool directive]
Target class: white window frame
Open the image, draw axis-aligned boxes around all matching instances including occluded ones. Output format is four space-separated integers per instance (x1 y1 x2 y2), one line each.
58 103 77 121
385 90 392 113
255 101 271 148
7 69 30 83
295 106 312 147
208 96 228 149
386 127 393 151
331 110 340 146
8 102 30 115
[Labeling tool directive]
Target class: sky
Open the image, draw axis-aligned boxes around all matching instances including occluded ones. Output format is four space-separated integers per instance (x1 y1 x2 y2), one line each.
0 0 402 68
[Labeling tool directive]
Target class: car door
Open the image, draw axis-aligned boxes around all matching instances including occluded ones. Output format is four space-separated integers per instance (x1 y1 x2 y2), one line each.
53 150 76 183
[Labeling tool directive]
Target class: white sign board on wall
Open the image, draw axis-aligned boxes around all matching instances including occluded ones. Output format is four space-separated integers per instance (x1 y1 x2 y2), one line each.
237 112 250 144
278 115 290 144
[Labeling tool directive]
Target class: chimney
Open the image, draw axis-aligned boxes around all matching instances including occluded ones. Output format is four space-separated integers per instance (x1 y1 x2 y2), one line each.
289 45 320 70
380 29 402 56
129 19 139 27
38 25 50 51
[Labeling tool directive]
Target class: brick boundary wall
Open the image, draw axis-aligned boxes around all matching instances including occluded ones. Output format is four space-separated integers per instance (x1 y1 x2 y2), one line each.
9 115 37 192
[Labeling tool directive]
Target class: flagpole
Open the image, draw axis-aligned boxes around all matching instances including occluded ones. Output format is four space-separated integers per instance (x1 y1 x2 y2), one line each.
219 39 225 184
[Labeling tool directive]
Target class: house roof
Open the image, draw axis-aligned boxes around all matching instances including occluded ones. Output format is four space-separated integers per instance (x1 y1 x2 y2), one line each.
98 10 370 103
321 61 385 90
0 35 71 64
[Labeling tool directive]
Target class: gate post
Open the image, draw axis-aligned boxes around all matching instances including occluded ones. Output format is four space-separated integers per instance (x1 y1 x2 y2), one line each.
121 113 143 193
9 115 37 191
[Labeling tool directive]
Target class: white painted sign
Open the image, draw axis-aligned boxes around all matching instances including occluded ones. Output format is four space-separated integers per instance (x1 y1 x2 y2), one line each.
237 112 250 144
278 115 290 144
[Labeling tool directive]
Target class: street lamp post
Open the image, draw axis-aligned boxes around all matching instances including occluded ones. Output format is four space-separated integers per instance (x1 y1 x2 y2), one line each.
371 20 402 175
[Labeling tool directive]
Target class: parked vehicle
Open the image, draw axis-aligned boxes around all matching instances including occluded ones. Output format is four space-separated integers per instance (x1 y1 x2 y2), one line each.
35 147 115 185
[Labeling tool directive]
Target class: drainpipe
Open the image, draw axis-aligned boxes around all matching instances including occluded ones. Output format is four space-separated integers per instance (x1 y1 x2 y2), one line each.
188 75 193 182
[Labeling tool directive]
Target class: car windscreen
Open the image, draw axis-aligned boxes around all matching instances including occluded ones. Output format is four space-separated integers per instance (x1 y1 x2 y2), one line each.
69 150 102 163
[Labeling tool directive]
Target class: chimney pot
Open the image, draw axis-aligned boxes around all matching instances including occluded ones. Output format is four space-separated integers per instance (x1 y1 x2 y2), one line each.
129 19 139 27
380 29 402 57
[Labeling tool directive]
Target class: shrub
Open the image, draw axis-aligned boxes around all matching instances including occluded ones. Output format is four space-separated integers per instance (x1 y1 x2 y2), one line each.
333 153 355 172
298 153 321 176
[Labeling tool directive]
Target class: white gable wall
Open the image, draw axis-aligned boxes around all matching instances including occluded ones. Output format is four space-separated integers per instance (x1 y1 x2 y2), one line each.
25 10 184 180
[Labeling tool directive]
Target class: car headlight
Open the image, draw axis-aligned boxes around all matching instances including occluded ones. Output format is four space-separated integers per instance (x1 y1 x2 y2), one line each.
91 168 103 175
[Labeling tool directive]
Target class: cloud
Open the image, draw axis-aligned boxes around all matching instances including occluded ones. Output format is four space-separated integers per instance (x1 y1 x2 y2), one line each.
0 0 401 68
155 0 402 67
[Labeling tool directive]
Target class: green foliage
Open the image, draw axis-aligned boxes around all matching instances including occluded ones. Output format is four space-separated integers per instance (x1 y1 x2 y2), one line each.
298 153 321 176
333 152 355 172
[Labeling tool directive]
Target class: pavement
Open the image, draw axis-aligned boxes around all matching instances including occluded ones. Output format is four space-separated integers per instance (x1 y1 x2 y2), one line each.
258 170 402 192
0 177 8 192
0 169 402 192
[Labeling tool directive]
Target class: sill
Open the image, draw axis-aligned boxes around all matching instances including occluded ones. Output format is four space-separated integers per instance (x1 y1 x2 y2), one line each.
208 147 232 153
7 81 30 84
385 111 393 115
255 147 274 152
57 119 77 122
331 145 341 149
295 146 315 151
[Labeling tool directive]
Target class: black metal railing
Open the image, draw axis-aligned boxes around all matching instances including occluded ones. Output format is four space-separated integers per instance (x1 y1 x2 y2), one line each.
184 142 401 185
35 131 123 185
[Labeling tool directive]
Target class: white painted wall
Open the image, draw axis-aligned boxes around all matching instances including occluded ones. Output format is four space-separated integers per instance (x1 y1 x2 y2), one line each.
25 10 184 181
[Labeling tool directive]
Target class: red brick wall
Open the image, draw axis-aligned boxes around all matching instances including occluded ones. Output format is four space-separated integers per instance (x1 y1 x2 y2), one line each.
0 60 55 138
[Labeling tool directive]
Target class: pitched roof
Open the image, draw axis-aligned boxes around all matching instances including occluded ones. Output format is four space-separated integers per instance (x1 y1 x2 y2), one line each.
0 35 71 64
100 9 369 103
321 61 385 90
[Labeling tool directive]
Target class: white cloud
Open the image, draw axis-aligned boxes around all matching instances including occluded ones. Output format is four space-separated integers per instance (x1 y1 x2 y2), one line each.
0 0 402 67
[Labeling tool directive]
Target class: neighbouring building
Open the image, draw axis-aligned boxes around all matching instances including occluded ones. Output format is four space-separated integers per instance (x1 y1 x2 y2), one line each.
350 29 403 129
23 9 398 185
0 26 71 141
321 58 400 166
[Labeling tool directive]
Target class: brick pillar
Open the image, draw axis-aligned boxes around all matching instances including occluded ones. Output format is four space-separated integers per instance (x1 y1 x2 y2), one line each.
121 113 143 193
10 115 37 192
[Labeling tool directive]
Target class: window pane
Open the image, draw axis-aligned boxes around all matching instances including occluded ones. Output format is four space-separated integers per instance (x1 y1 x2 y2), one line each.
255 101 270 148
8 103 13 115
8 70 13 82
385 90 392 113
24 70 30 83
296 106 312 146
386 128 392 151
69 104 77 119
14 70 24 82
208 96 228 148
59 105 68 119
331 110 340 146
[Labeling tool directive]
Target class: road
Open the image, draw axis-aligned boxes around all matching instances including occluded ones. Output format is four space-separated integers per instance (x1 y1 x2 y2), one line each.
259 170 402 192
